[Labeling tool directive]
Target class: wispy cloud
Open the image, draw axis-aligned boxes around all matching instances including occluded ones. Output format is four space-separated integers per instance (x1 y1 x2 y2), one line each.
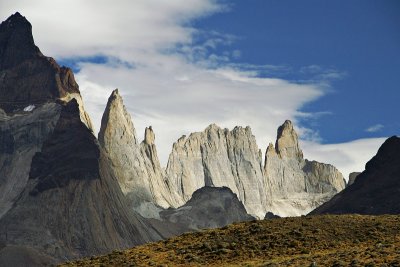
365 124 384 133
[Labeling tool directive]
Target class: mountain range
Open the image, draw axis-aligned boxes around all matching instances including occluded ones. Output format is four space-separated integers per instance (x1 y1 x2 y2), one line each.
0 12 398 266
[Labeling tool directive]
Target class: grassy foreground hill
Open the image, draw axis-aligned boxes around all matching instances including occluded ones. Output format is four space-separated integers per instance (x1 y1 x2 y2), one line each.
60 215 400 267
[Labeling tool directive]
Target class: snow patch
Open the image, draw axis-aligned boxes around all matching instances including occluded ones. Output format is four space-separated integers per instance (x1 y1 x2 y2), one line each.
23 105 35 112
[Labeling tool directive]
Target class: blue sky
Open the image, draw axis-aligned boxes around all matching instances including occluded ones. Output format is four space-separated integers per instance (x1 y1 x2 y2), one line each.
192 0 400 143
1 0 397 178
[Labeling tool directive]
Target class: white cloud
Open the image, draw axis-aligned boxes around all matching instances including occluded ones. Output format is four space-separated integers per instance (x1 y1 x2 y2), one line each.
0 0 224 60
365 124 384 133
0 1 386 177
301 137 386 181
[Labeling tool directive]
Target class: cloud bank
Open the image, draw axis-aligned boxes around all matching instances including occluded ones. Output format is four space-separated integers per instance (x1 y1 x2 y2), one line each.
0 1 387 178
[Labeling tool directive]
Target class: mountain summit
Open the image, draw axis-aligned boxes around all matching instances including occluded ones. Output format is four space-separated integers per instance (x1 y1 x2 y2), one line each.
264 120 345 216
0 12 40 69
0 12 94 129
275 120 303 159
99 89 180 218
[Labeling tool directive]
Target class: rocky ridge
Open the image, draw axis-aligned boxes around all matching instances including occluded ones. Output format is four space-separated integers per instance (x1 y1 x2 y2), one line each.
264 120 345 216
0 13 93 130
160 186 255 230
311 136 400 215
165 124 268 218
98 89 180 218
164 120 345 218
0 100 164 264
61 215 400 267
347 171 361 186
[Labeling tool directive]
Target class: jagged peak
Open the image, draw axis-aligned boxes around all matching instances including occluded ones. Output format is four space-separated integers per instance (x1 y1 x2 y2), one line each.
365 136 400 172
143 126 155 145
2 12 30 28
205 123 222 132
103 89 124 113
231 125 253 136
0 12 83 112
275 120 303 159
108 88 122 103
0 12 40 67
266 143 276 154
99 88 137 147
110 88 120 97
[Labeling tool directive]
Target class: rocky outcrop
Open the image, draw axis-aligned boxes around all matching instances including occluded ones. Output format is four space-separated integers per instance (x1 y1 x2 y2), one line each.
98 89 179 218
347 172 361 187
0 12 93 130
160 187 255 230
0 100 164 264
0 13 169 265
165 124 267 218
165 121 345 218
264 212 280 219
0 103 61 218
264 120 345 217
311 136 400 215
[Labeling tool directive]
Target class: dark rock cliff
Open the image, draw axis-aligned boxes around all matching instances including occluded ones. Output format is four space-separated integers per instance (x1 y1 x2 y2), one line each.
310 136 400 215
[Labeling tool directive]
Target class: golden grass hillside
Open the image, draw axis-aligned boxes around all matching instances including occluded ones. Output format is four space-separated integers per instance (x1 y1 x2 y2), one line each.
60 215 400 267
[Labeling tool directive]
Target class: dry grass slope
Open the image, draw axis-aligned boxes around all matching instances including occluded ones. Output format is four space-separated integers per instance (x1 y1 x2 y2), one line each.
60 215 400 267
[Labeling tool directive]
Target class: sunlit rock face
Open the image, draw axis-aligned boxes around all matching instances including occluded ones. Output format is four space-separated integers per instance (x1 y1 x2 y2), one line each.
164 120 345 218
264 120 345 217
98 89 181 218
165 124 268 219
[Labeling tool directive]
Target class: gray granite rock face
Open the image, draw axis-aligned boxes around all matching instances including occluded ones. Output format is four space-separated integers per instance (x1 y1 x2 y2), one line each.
0 13 171 265
263 120 345 217
0 100 165 265
165 120 345 218
160 186 255 230
0 103 61 218
165 124 267 218
98 89 180 218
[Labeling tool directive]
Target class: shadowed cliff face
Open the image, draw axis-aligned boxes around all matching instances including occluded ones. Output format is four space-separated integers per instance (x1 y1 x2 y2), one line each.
0 85 164 265
311 136 400 215
0 12 79 113
29 99 100 196
0 103 61 218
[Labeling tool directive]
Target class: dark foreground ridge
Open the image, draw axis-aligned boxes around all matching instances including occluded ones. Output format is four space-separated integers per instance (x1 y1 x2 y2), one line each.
60 214 400 267
311 136 400 215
